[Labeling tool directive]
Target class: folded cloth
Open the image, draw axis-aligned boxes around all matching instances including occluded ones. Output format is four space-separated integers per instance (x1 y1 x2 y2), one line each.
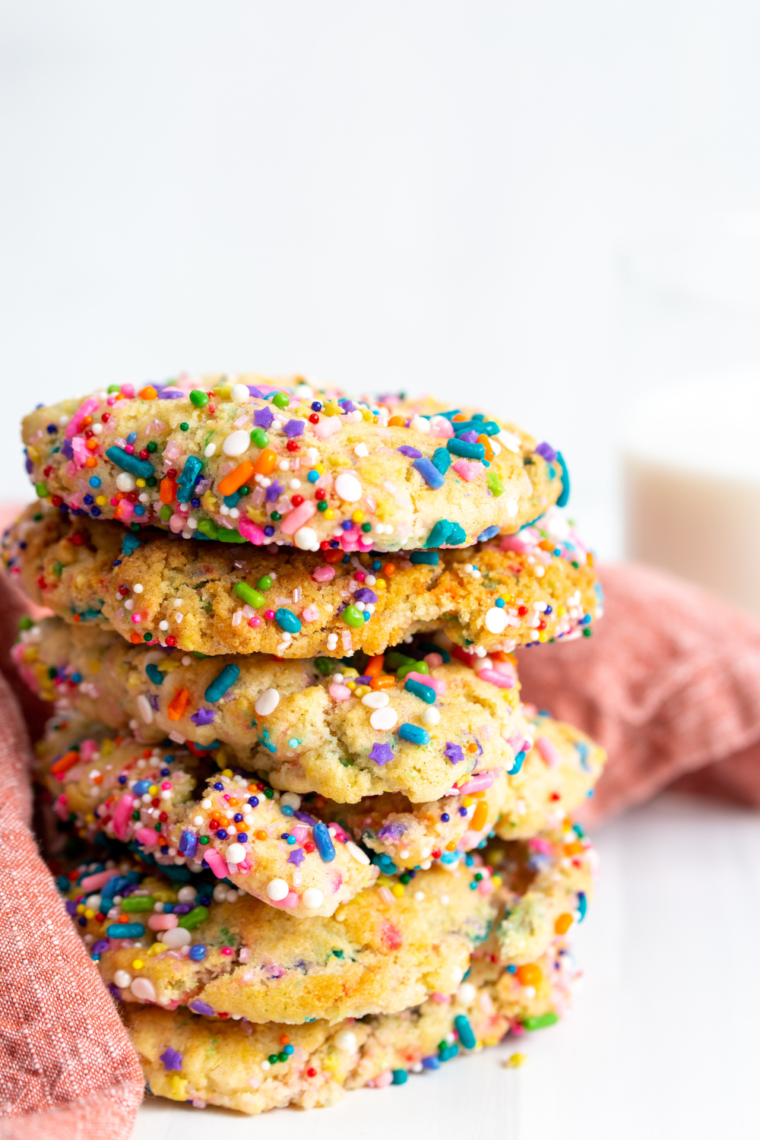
517 562 760 825
0 571 143 1138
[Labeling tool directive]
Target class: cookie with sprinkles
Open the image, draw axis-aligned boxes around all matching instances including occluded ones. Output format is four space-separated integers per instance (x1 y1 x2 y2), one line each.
37 718 377 919
4 502 600 657
62 824 592 1025
21 374 565 554
318 712 606 870
123 935 579 1115
17 620 526 803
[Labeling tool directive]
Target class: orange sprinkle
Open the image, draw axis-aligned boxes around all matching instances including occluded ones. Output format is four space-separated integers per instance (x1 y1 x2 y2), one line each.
167 687 190 721
82 416 93 426
516 963 542 987
279 1034 290 1045
219 460 255 497
365 655 385 677
160 477 177 505
254 829 268 841
382 563 396 577
85 438 99 451
445 840 458 852
50 750 82 779
255 448 278 476
85 457 97 468
563 840 585 856
142 749 152 758
587 552 595 567
470 801 489 831
554 913 574 935
467 742 478 753
452 413 467 422
478 433 495 462
370 674 395 691
130 633 142 644
138 385 158 400
388 416 405 427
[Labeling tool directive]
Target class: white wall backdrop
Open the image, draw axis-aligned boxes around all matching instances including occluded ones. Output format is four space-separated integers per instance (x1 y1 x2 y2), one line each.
3 1 760 555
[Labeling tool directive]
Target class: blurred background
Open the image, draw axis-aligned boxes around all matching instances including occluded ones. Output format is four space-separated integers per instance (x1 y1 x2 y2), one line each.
5 0 760 577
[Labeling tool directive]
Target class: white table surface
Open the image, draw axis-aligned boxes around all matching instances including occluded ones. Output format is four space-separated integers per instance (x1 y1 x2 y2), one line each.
131 793 760 1140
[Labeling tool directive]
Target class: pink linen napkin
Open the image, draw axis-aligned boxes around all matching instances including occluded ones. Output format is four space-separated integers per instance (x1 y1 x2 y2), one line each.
0 571 143 1138
517 561 760 824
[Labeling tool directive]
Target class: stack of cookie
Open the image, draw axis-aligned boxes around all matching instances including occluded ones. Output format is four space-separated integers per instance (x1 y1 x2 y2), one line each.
7 375 605 1115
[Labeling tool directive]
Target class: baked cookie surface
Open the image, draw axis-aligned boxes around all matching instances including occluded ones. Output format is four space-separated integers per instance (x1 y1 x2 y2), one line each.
22 376 565 554
18 621 526 802
4 503 599 657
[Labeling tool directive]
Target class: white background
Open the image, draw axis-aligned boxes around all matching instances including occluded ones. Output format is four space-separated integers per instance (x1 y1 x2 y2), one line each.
4 7 760 1137
5 2 760 555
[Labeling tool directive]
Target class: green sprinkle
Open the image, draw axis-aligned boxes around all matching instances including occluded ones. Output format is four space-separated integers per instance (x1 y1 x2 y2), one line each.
107 384 120 393
397 659 428 681
272 393 290 409
234 582 265 608
523 1012 559 1031
251 427 269 448
197 518 219 539
361 522 372 533
35 482 49 498
146 441 158 452
317 501 328 511
52 561 63 577
264 788 274 799
487 471 504 497
177 905 209 930
256 575 273 591
342 604 364 629
179 422 189 432
190 390 209 408
122 895 155 913
146 476 157 487
160 504 172 522
18 616 33 631
199 835 209 845
268 1054 279 1065
270 511 282 522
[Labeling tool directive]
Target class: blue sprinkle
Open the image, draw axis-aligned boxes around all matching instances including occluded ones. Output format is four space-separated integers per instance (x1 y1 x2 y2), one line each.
575 741 590 771
126 432 138 444
404 678 437 705
307 470 319 483
105 447 154 480
413 457 445 489
204 663 240 702
392 1069 408 1085
424 520 453 548
421 1055 440 1071
275 608 302 634
495 598 505 608
312 821 336 863
447 522 466 545
176 455 203 504
556 451 570 507
454 1013 476 1050
145 664 164 686
447 438 485 461
477 524 500 542
509 750 527 775
189 944 207 961
409 550 439 566
178 830 198 858
577 891 587 922
431 447 451 476
132 779 152 795
70 672 82 684
106 922 145 939
398 723 430 745
89 476 101 488
134 504 145 516
122 533 141 555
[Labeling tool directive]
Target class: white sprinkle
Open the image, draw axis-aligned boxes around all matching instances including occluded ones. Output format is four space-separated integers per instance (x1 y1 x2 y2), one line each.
302 887 324 910
136 694 153 724
158 620 169 631
255 688 280 716
201 799 212 809
133 583 144 594
354 443 369 458
414 890 425 901
362 690 389 709
485 606 509 634
204 442 216 457
116 472 136 492
114 970 132 989
162 927 191 949
280 792 301 810
346 841 370 865
289 479 301 490
370 706 397 731
422 707 440 727
334 472 362 502
225 843 246 864
230 383 250 403
294 525 319 551
335 1030 358 1053
222 429 251 457
266 878 289 901
410 415 430 434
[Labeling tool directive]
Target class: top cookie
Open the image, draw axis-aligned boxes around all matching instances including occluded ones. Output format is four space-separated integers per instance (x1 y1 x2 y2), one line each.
22 375 567 555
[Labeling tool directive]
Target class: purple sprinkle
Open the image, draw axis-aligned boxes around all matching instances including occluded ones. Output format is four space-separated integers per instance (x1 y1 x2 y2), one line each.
535 441 558 462
158 390 184 399
413 456 445 490
91 939 110 954
458 431 479 444
353 588 378 604
173 904 192 916
179 829 198 858
61 439 74 460
254 407 274 429
294 810 318 825
108 984 122 999
287 848 306 867
397 446 423 458
65 901 78 916
340 400 357 413
189 1000 215 1017
149 693 160 711
160 1046 184 1071
247 386 265 398
444 742 464 764
190 708 216 727
377 821 405 841
265 479 283 503
283 419 305 438
369 743 394 766
25 455 33 474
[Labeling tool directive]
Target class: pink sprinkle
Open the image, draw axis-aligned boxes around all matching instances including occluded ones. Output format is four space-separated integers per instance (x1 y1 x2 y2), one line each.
161 781 172 790
374 1070 393 1089
429 993 451 1004
500 534 532 553
354 570 366 582
455 771 497 795
112 793 135 840
528 836 554 855
452 458 485 482
292 825 308 843
238 517 266 545
329 683 351 701
168 513 185 534
424 652 443 669
120 383 135 397
478 878 494 896
378 887 394 905
264 609 275 621
131 613 142 624
536 736 561 768
80 739 99 762
79 868 119 892
301 605 319 622
477 667 515 689
429 418 454 439
203 847 229 879
220 946 234 956
269 891 300 909
358 537 374 552
148 913 178 931
312 417 341 440
311 564 335 583
65 397 99 439
281 500 318 536
134 827 159 846
407 670 446 695
249 615 262 628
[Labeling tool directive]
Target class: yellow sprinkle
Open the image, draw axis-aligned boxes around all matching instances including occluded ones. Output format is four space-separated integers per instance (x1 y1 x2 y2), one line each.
136 478 146 488
504 1052 527 1069
491 874 502 888
149 942 165 956
96 495 107 506
222 768 233 777
324 509 334 520
315 464 325 474
148 785 158 796
84 908 95 919
354 684 370 697
362 409 372 421
346 681 356 690
462 795 474 807
391 883 405 898
76 904 85 915
132 959 144 970
352 510 365 523
375 579 386 591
